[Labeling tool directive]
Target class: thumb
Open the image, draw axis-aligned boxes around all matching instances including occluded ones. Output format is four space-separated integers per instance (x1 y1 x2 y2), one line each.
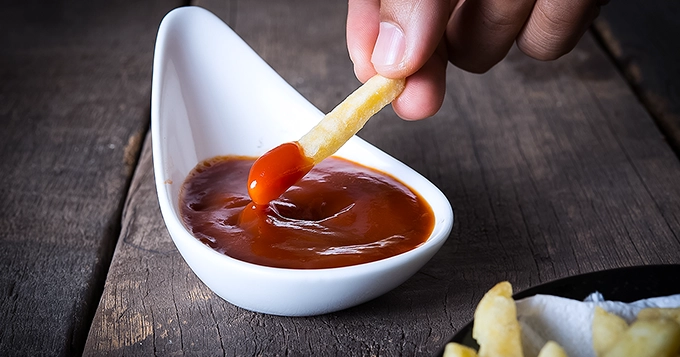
371 0 453 78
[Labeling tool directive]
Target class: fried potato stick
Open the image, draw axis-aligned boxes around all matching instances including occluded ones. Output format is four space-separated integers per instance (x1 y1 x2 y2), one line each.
247 75 404 205
602 318 680 357
592 306 629 356
637 307 680 325
298 75 405 163
537 341 568 357
443 342 479 357
472 281 524 357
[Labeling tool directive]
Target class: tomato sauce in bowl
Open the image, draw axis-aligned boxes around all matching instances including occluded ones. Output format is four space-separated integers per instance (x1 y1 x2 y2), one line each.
179 156 435 269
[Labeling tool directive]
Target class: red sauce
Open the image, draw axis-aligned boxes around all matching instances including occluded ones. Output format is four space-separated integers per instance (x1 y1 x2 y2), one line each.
247 142 314 205
180 156 435 269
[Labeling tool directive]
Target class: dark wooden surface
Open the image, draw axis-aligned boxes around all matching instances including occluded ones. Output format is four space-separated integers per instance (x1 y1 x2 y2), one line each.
594 0 680 156
0 1 184 356
1 0 679 356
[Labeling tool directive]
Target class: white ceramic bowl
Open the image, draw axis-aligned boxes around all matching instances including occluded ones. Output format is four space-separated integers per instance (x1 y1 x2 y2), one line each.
151 6 454 316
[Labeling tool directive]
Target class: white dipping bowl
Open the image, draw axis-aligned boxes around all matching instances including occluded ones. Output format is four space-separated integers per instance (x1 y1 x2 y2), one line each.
151 6 454 316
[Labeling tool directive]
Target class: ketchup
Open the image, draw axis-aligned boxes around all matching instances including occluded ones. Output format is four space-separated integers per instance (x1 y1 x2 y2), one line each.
180 156 434 269
247 142 313 205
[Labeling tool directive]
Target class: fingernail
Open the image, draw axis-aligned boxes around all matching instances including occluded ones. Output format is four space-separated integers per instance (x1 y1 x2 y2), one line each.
371 22 406 68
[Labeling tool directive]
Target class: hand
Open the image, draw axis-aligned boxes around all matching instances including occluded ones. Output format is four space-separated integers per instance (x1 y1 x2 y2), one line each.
346 0 607 120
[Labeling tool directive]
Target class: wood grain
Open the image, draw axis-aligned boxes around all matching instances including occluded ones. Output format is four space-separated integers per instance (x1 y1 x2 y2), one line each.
84 1 680 356
0 1 183 355
594 0 680 156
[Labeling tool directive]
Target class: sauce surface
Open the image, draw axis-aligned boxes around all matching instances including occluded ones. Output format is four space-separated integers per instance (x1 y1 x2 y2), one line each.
180 156 435 269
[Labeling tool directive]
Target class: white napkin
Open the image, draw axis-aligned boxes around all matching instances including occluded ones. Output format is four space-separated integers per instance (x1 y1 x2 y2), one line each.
515 292 680 357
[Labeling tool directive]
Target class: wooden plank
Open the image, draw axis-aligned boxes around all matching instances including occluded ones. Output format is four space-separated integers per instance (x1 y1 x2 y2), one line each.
0 1 184 355
594 0 680 155
85 1 680 355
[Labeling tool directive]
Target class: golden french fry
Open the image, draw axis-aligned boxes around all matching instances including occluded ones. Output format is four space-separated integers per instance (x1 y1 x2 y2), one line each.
637 307 680 324
602 318 680 357
472 281 523 357
592 306 629 356
443 342 479 357
298 74 405 164
537 341 568 357
247 74 405 204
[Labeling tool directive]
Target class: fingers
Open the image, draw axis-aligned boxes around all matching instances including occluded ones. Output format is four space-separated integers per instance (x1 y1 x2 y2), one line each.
347 0 453 120
347 0 453 80
517 0 603 60
446 0 536 73
392 39 449 120
347 0 380 82
446 0 604 72
347 0 606 119
371 0 453 78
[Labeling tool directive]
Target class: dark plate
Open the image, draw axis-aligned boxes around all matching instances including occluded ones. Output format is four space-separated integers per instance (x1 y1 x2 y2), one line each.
445 264 680 352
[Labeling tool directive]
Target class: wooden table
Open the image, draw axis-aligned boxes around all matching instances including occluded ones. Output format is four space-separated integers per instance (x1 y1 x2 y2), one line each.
2 1 679 355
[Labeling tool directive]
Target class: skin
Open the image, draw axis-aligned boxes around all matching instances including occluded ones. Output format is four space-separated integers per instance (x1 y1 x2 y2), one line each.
346 0 609 120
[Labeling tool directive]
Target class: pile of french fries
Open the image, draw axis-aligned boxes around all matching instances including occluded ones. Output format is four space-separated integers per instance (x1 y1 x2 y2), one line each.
444 282 680 357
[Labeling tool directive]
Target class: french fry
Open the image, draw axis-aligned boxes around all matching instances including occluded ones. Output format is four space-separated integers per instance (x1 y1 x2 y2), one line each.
247 74 404 204
537 341 568 357
297 74 405 164
443 342 479 357
592 306 629 356
472 281 523 357
602 318 680 357
637 307 680 324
